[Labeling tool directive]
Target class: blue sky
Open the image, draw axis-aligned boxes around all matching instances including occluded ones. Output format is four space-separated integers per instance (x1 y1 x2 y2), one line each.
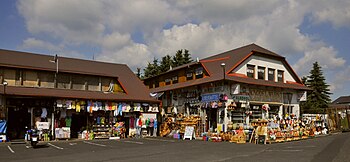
0 0 350 100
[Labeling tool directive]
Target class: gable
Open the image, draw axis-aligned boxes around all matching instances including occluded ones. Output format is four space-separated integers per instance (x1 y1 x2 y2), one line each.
230 55 299 83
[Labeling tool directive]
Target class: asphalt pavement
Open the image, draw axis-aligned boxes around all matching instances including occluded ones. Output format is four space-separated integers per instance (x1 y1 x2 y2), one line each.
0 133 349 162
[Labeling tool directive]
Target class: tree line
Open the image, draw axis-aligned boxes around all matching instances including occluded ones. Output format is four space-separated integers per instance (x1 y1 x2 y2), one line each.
137 49 193 79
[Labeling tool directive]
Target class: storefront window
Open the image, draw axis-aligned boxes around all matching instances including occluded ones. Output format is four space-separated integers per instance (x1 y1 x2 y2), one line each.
268 68 275 81
257 66 265 80
247 64 255 78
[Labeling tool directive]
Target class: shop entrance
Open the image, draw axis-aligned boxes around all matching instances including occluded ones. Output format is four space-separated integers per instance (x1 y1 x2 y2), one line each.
208 108 217 131
7 106 31 140
71 113 87 138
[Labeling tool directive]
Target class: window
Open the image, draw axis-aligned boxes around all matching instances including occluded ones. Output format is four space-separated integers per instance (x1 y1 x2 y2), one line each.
268 68 275 81
57 73 71 89
195 67 204 79
257 66 265 80
165 78 171 85
247 65 255 78
72 74 86 90
87 76 99 91
277 70 284 82
172 76 178 84
39 71 55 88
186 70 193 80
155 80 159 88
23 70 38 87
3 68 16 86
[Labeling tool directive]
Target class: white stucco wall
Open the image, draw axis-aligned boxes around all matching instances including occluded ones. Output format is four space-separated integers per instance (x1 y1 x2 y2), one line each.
233 55 297 83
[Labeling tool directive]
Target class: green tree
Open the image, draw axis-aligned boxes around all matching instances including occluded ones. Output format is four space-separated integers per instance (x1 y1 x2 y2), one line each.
301 62 332 113
136 68 142 79
172 50 185 67
143 58 160 78
183 49 193 64
159 55 173 73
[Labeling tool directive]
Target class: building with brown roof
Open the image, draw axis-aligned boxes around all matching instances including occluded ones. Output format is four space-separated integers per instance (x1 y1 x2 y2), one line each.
143 44 309 133
0 49 159 140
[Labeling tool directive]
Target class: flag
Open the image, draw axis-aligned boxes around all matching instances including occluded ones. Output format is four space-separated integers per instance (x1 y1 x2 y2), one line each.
299 91 307 101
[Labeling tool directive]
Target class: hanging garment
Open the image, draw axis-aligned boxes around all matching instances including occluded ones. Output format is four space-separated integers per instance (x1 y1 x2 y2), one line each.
71 101 76 109
149 118 154 128
93 102 99 111
146 118 150 127
76 102 81 112
41 108 48 118
56 100 63 108
118 103 123 116
66 100 73 109
112 102 117 110
60 109 67 119
135 103 141 111
101 117 105 125
65 117 72 127
122 103 127 112
97 116 101 125
130 117 135 129
154 119 158 128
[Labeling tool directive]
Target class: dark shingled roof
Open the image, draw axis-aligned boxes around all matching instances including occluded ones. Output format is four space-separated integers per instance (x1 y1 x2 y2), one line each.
148 43 309 93
0 49 158 103
332 96 350 104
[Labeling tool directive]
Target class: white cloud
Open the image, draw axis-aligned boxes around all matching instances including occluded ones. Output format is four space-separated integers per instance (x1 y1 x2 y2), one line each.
97 43 152 70
293 46 346 76
16 0 350 98
20 38 62 52
308 0 350 28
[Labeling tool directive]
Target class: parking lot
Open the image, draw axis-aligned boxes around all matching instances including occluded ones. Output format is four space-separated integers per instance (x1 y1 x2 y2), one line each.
0 133 349 162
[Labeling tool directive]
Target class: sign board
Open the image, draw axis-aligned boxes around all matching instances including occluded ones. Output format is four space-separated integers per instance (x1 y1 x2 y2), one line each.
141 113 157 120
232 95 250 101
201 93 220 102
183 126 195 140
36 122 50 130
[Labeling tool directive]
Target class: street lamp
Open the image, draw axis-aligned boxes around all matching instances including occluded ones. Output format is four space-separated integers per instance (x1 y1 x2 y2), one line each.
3 81 8 122
221 63 226 80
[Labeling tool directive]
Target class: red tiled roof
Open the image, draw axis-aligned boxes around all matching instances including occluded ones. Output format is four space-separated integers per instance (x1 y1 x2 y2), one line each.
148 43 309 92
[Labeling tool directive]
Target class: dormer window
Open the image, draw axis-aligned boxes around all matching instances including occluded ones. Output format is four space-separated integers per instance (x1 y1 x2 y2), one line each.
195 67 204 79
247 64 255 78
165 78 171 85
172 76 178 84
186 70 193 80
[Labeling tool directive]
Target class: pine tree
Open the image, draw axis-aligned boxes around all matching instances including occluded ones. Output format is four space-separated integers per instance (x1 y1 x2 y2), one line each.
143 58 160 78
302 62 332 113
159 55 173 73
183 49 193 64
136 68 142 79
172 50 185 67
